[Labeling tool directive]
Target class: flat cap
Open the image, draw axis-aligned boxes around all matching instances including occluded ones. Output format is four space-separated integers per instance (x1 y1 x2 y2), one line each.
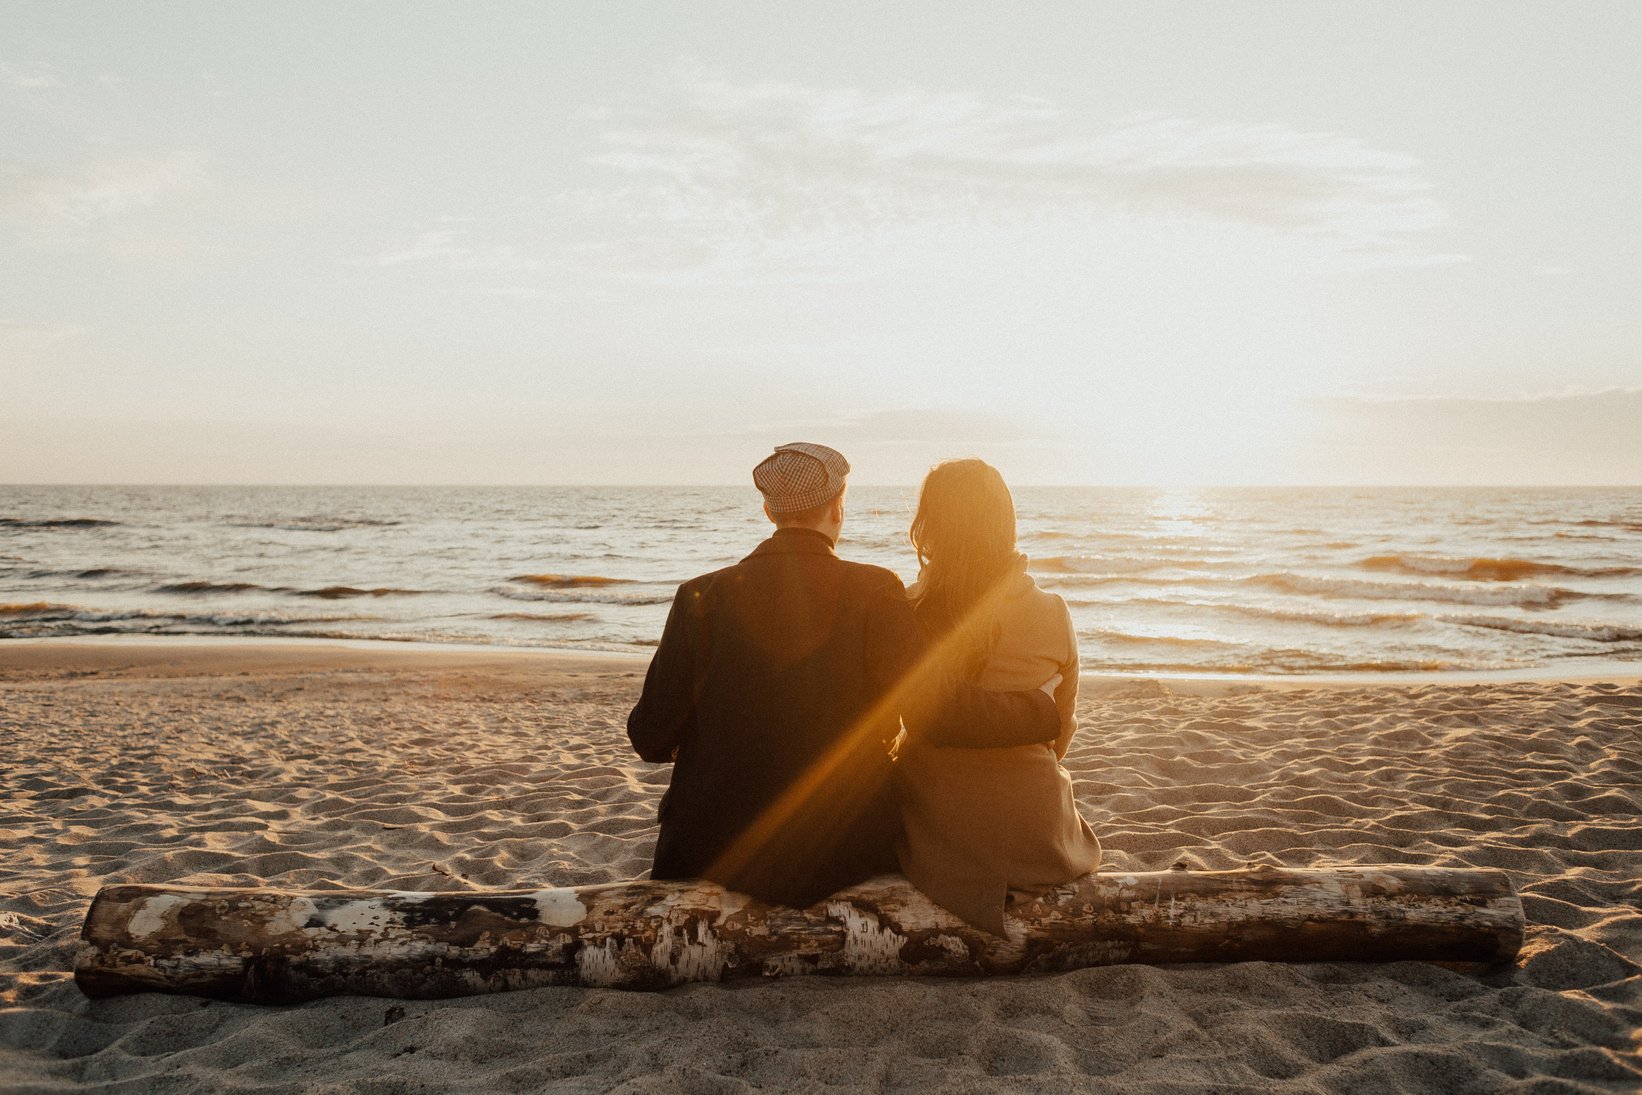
753 442 850 514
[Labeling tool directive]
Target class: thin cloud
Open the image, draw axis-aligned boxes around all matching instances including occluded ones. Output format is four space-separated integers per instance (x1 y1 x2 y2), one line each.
1319 386 1642 407
372 227 547 274
651 407 1058 450
581 69 1461 269
0 153 205 225
0 319 86 346
1 61 61 89
814 408 1052 448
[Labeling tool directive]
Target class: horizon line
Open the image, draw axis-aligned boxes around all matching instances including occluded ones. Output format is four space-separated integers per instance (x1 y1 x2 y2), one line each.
5 482 1641 491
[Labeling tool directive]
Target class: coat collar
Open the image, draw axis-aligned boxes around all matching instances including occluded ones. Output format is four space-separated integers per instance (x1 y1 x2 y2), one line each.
746 526 838 560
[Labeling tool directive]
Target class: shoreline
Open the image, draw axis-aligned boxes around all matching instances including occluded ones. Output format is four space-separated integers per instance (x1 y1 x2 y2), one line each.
0 635 651 680
2 634 1637 691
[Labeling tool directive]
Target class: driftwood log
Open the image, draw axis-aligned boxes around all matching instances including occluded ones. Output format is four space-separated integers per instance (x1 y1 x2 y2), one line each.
76 865 1523 1004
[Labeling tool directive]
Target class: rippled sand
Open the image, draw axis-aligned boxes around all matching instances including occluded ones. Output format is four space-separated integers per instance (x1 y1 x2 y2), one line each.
2 641 1639 1092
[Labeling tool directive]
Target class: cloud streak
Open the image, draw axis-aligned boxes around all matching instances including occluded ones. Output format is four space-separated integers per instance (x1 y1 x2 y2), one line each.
0 152 205 226
581 69 1459 268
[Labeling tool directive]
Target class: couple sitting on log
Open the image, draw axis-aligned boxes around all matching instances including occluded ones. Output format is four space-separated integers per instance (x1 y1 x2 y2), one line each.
627 443 1100 935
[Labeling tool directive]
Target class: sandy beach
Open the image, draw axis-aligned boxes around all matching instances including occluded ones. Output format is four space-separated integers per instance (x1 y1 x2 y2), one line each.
2 640 1639 1093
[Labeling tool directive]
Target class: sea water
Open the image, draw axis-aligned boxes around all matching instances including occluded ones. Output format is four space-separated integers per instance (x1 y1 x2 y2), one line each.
3 485 1640 675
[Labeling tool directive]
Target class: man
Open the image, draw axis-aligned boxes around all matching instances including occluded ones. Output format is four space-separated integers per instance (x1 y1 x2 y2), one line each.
628 442 1060 908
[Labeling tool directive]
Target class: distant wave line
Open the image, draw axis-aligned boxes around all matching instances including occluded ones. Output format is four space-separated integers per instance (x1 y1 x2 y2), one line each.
1560 518 1642 532
1032 554 1234 576
152 581 427 598
157 580 272 595
1046 570 1598 608
2 566 148 581
0 517 120 529
224 517 402 532
294 586 425 599
509 573 636 588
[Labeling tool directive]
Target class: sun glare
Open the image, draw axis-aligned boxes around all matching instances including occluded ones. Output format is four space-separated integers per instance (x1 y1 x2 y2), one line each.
1068 383 1309 486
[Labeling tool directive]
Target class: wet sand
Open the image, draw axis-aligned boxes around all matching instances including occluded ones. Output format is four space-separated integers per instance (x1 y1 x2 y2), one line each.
2 640 1639 1092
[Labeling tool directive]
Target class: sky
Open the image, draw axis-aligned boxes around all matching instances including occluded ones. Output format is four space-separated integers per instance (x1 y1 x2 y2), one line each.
2 1 1639 485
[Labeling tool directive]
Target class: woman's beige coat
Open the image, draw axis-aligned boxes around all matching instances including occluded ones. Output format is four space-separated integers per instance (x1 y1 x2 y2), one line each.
896 566 1101 934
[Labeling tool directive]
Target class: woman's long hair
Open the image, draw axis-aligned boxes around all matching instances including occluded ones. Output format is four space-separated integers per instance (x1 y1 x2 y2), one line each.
909 459 1021 679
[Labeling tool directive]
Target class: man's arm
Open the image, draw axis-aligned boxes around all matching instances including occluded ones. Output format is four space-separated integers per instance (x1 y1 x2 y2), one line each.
918 670 1060 749
865 574 1059 750
1052 606 1080 760
627 582 703 763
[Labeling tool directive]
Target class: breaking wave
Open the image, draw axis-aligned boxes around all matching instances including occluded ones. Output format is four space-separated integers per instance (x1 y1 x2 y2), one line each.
1239 572 1589 609
1 601 73 616
1084 629 1236 649
1359 554 1640 582
1444 615 1642 644
488 611 596 623
1118 598 1424 630
493 584 671 607
1089 653 1471 675
0 603 382 638
1570 518 1642 531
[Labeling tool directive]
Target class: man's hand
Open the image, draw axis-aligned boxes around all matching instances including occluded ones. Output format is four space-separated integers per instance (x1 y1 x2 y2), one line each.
1039 673 1062 697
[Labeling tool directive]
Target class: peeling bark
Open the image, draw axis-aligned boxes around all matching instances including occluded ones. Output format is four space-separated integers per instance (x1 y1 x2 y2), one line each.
75 865 1523 1003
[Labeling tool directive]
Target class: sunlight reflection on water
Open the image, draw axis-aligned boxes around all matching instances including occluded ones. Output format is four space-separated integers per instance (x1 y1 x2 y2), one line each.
3 485 1640 675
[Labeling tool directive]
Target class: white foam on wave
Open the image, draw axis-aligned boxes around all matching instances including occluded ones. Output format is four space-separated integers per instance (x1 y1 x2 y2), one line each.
1241 572 1591 609
492 584 672 607
1445 615 1642 644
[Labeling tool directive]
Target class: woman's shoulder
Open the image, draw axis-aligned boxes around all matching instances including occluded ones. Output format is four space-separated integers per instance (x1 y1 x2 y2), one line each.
991 573 1071 653
1002 570 1070 621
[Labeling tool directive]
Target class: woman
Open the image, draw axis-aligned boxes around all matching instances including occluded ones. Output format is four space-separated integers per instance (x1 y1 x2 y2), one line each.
895 459 1101 935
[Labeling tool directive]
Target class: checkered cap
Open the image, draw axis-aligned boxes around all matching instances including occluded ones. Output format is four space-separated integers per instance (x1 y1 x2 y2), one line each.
753 442 850 514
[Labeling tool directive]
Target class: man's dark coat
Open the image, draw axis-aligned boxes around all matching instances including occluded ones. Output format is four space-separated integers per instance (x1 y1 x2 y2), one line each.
627 527 1059 908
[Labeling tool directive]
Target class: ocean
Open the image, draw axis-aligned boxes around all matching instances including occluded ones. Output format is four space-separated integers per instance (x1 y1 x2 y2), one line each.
3 485 1640 676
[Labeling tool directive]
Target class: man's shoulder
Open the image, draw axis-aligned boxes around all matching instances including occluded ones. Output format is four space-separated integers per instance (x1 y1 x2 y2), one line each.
673 563 736 601
835 558 907 596
677 564 733 591
684 553 905 598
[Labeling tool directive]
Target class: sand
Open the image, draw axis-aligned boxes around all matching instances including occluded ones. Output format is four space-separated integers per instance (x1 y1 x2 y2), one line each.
2 639 1639 1093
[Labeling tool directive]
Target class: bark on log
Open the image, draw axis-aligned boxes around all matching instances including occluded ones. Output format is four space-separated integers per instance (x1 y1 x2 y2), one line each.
75 865 1522 1003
